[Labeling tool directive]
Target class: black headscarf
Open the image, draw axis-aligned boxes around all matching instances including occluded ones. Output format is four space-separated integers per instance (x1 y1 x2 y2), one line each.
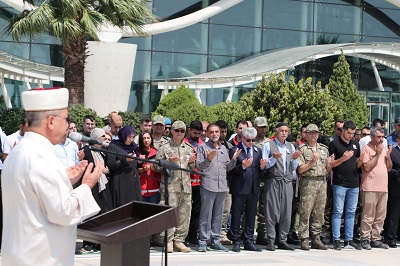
111 125 138 154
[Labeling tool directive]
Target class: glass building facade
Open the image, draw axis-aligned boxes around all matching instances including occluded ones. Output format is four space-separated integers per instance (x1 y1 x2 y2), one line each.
1 0 400 130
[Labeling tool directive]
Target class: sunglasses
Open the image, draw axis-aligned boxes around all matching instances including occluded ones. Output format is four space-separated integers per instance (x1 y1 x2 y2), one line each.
362 133 370 136
245 139 255 142
174 129 185 133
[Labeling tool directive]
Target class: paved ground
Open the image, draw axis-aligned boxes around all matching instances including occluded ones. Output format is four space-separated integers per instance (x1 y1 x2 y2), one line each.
27 241 400 266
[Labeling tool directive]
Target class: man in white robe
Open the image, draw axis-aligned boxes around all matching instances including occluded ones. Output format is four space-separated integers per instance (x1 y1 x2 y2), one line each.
1 87 102 266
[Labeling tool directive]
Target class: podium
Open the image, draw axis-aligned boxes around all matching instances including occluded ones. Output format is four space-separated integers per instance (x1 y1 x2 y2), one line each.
77 201 178 266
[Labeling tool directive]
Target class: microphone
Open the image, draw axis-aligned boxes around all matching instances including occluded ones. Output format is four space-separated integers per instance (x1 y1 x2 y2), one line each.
69 132 109 147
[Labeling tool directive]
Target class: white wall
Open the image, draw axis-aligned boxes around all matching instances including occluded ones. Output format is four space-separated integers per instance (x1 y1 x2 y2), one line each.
84 41 137 117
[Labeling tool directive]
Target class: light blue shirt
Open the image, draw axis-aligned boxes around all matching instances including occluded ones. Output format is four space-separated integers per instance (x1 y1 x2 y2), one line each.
262 138 298 174
55 138 80 169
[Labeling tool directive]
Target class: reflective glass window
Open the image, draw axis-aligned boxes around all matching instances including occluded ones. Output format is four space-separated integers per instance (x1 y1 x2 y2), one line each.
314 33 361 44
264 0 313 31
315 3 362 35
362 7 400 38
0 42 30 58
153 23 206 54
363 0 399 9
315 0 355 5
132 50 152 82
208 55 238 72
211 0 262 27
120 36 152 51
262 29 311 51
153 0 198 18
209 25 261 57
151 52 205 79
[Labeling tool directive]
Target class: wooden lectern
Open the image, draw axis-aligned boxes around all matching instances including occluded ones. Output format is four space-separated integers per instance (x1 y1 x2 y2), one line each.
77 201 178 266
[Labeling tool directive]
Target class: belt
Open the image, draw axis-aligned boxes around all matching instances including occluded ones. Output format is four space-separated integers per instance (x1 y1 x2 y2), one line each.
142 189 159 193
302 176 326 181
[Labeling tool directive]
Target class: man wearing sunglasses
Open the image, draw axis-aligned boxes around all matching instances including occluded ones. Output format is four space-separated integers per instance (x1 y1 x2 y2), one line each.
262 122 300 251
228 127 267 252
156 121 196 253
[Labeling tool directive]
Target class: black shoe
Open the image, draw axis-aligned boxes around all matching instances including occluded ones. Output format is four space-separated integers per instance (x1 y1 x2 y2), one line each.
266 243 275 251
243 242 262 252
287 235 300 245
75 249 82 255
278 241 295 251
387 241 397 248
255 235 268 246
370 240 389 249
333 240 342 250
361 239 371 250
232 242 241 252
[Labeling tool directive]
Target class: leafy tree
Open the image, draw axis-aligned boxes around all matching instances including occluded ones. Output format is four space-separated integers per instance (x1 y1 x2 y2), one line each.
154 86 199 116
211 101 254 136
6 0 156 105
68 104 104 132
326 52 369 128
0 108 26 135
118 110 142 133
240 73 340 138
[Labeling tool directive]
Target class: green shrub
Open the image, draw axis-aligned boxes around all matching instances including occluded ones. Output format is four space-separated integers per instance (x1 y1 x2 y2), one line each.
67 104 104 132
118 110 142 133
0 108 25 135
154 86 199 116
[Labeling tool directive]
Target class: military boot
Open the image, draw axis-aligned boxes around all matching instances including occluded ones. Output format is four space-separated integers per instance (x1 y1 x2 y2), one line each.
173 241 191 253
300 239 310 251
311 236 328 250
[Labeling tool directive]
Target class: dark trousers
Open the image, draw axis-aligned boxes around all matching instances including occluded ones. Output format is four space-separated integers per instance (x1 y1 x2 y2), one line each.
187 186 201 241
229 193 258 243
384 196 400 242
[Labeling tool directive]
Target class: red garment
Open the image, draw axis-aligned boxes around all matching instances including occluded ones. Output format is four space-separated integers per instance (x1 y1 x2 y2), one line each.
139 148 161 197
183 137 203 187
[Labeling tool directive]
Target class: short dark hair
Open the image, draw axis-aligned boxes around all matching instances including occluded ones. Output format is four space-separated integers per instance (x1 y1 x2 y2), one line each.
189 120 203 131
372 118 385 127
236 120 248 128
67 117 76 125
207 123 219 131
335 120 344 126
361 126 371 131
317 135 330 146
215 120 228 129
21 116 28 126
343 120 356 130
140 117 151 124
83 115 95 122
301 124 308 132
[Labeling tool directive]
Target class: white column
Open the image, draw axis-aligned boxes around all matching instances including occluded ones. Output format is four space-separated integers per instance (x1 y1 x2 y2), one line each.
0 78 12 108
226 84 236 102
371 61 384 91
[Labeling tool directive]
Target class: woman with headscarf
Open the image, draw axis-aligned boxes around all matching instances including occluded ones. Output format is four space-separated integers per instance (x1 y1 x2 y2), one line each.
78 128 113 253
107 125 142 208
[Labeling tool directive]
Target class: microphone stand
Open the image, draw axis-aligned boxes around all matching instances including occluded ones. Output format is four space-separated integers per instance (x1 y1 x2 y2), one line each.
87 145 204 266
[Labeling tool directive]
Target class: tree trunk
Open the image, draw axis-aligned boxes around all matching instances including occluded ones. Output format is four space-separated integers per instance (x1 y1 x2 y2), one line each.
63 35 87 106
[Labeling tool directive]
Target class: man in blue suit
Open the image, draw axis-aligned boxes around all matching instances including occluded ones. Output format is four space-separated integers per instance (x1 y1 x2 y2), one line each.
228 127 267 252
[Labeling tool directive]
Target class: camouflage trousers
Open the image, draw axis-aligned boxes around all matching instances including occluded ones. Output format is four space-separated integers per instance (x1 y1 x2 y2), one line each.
298 177 327 240
159 192 192 243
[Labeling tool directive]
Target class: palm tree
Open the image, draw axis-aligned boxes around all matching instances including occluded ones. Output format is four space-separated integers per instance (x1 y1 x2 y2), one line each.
6 0 156 105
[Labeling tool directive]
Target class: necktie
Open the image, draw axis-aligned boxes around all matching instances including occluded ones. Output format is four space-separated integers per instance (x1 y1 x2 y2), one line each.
246 147 252 158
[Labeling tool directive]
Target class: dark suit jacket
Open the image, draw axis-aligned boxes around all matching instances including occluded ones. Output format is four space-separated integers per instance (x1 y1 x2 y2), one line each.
229 143 263 195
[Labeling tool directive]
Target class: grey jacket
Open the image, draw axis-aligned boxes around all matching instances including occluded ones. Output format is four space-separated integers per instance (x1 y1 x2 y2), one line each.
196 141 237 192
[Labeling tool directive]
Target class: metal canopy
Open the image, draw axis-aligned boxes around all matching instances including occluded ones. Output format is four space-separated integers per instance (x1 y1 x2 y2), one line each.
0 50 64 84
157 42 400 91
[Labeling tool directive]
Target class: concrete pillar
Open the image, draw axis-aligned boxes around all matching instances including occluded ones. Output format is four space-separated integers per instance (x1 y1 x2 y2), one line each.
84 41 137 117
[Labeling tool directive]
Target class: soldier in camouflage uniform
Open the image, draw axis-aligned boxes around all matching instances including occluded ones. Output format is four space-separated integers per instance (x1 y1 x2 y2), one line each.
152 115 170 150
252 117 270 245
156 121 196 253
297 124 333 250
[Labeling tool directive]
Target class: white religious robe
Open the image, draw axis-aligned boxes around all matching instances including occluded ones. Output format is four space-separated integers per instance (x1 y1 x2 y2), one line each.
1 132 100 266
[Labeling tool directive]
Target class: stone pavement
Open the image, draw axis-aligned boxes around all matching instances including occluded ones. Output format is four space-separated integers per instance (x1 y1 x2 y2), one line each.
10 241 397 266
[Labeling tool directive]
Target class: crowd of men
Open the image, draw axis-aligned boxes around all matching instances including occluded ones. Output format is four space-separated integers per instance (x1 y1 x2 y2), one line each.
2 99 400 259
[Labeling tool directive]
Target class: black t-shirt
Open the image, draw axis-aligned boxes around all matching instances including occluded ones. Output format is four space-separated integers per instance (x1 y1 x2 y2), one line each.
328 137 360 188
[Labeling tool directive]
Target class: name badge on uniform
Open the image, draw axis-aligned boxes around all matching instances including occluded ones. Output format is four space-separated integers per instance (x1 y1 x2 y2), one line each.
353 144 357 150
286 149 290 154
321 150 325 155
